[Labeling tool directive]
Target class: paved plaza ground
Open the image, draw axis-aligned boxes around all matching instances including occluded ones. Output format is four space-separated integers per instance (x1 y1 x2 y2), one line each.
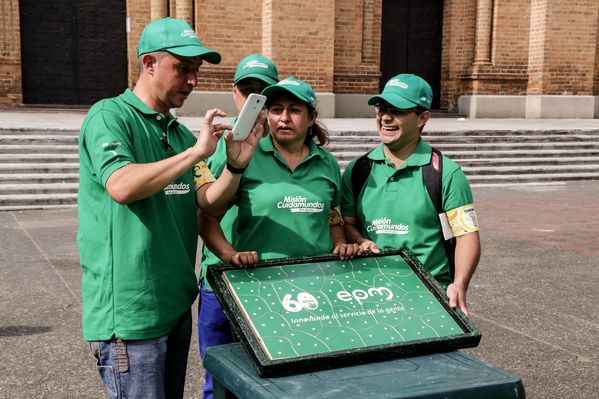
1 181 598 398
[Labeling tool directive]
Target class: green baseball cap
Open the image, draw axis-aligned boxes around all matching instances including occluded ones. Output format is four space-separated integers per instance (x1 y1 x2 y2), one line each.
137 17 221 64
233 54 279 86
368 74 433 110
261 76 317 105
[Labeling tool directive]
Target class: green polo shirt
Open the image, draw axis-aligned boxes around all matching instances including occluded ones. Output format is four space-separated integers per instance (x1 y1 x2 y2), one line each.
77 88 199 341
341 139 474 287
200 120 238 291
232 136 341 259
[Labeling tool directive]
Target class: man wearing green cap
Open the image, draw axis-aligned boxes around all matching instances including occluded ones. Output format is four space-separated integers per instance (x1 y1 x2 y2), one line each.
341 73 481 316
78 17 263 399
196 54 279 399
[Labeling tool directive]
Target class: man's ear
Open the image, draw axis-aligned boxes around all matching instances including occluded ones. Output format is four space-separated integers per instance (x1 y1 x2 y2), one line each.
417 110 431 128
141 54 157 74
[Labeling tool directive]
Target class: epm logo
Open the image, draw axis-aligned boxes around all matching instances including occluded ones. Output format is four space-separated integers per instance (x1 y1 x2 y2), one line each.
281 287 394 313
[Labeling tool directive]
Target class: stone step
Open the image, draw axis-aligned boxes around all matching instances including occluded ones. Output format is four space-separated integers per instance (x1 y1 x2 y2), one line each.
468 171 599 184
0 135 78 145
330 133 599 143
327 140 599 152
0 173 79 184
0 144 79 154
1 126 598 209
0 193 78 207
420 148 599 158
336 159 599 173
0 183 78 195
424 134 599 143
461 163 599 175
425 129 599 137
425 142 599 151
334 154 599 167
0 163 80 174
0 203 77 212
0 129 80 136
329 146 599 159
328 129 599 137
453 156 599 167
332 149 599 161
0 154 79 163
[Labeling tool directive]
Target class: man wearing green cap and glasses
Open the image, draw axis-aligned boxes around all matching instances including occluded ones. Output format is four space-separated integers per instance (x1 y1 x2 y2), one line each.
196 54 279 399
78 18 264 399
341 73 481 317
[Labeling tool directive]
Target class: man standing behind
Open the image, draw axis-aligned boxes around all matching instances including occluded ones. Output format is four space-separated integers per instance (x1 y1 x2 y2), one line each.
77 18 262 399
341 74 481 316
197 54 279 399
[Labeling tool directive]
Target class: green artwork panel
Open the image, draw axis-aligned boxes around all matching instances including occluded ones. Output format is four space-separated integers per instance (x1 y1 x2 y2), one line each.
223 253 463 360
208 249 481 377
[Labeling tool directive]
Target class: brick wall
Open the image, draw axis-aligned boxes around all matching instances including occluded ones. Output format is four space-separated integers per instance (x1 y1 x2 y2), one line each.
264 0 336 92
442 0 531 109
441 0 599 111
195 0 263 90
125 0 151 88
0 0 22 105
2 0 599 110
333 0 381 94
596 8 599 94
527 0 599 95
441 0 477 110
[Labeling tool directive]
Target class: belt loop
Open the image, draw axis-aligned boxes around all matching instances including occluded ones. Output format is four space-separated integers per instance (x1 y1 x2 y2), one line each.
115 339 129 373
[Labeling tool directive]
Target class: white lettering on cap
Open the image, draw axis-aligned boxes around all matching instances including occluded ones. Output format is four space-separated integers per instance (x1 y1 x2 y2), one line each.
244 60 269 69
181 29 198 38
279 79 301 86
387 79 408 89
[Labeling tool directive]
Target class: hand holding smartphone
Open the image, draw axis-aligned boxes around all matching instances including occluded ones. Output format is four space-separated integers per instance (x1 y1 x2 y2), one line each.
231 93 267 140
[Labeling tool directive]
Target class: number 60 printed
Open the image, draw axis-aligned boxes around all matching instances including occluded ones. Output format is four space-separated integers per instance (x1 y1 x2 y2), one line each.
281 292 319 313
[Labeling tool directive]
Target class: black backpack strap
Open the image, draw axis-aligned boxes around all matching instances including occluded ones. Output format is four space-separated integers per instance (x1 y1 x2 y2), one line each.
351 150 374 202
422 147 456 280
423 147 443 214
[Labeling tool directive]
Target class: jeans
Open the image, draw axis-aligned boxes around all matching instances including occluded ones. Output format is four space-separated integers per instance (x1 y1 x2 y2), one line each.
89 310 192 399
197 280 235 399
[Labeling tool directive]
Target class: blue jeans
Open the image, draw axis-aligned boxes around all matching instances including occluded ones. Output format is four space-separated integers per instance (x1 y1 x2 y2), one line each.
197 280 235 399
89 310 192 399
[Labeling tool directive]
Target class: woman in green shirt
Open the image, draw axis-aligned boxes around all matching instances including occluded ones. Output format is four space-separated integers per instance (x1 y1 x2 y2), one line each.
200 77 358 266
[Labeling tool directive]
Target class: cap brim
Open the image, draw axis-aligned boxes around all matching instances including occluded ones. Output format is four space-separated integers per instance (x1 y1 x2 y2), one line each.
234 73 278 86
167 45 222 64
367 93 418 109
262 85 312 104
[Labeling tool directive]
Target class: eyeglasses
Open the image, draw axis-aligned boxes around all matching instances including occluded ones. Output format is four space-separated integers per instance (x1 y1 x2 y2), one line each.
374 104 418 117
236 80 269 96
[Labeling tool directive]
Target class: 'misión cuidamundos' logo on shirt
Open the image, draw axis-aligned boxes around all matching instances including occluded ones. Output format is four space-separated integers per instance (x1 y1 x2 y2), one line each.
276 195 325 213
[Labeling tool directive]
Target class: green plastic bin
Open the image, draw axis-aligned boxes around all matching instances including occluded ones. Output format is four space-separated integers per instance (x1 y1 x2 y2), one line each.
204 343 525 399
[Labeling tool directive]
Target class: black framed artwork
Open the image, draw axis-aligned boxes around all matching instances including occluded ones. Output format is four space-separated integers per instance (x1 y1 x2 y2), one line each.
207 248 481 377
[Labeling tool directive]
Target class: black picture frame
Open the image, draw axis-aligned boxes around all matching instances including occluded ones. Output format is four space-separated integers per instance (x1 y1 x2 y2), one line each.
206 248 481 377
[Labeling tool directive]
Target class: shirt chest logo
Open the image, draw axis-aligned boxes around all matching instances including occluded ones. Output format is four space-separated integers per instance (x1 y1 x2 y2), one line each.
276 195 324 213
164 182 190 195
366 217 409 235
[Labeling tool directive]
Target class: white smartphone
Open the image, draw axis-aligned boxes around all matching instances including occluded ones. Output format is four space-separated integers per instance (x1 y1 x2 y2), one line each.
231 93 267 140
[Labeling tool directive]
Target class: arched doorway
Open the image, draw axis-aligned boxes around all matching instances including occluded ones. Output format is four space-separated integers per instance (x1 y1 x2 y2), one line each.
380 0 444 109
19 0 127 106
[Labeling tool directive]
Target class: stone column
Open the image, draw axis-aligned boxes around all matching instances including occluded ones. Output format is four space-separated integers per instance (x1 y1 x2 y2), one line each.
526 0 598 117
175 0 193 25
473 0 493 65
150 0 167 20
261 0 336 115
